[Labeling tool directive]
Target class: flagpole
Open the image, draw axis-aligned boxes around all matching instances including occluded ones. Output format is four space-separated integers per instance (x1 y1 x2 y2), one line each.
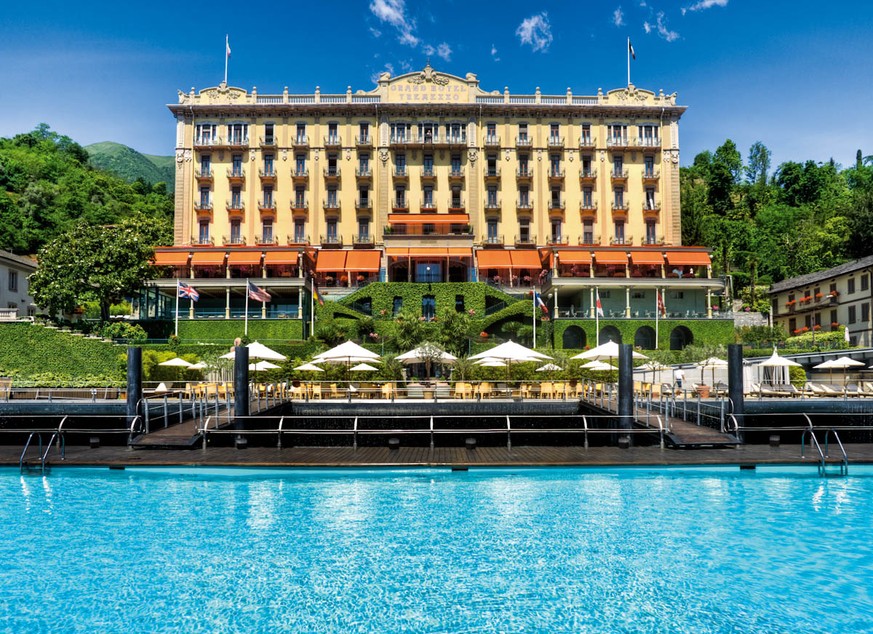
655 290 659 350
532 287 537 349
244 278 249 336
595 286 600 344
174 279 180 336
627 37 631 86
310 284 315 339
224 35 229 85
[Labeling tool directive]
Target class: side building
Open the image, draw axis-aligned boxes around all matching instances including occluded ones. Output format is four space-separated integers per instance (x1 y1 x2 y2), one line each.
769 255 873 347
0 250 37 321
149 65 728 349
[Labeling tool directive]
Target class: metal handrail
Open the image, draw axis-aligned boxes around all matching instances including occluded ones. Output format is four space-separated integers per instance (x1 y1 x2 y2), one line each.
19 433 38 473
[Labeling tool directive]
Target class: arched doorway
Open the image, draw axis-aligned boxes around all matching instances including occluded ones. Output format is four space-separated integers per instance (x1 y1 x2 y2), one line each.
669 325 694 350
562 325 586 350
634 326 657 350
598 325 622 345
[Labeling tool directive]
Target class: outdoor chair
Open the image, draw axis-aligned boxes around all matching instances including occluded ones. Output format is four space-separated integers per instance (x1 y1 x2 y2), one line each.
381 383 395 399
406 383 425 399
435 383 451 399
310 384 322 400
540 382 554 399
476 382 494 399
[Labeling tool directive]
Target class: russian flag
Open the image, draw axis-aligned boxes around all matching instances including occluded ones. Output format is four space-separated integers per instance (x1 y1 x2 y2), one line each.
535 292 549 314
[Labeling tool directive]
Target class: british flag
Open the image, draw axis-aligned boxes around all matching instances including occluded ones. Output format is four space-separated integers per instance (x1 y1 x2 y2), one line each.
178 282 199 302
248 281 271 302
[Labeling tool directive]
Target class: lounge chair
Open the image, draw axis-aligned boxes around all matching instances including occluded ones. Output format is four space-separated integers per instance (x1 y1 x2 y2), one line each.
406 383 425 399
435 383 451 399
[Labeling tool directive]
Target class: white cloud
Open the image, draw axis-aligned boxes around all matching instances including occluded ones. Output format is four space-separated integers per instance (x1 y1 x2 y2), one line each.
369 0 419 47
613 7 624 26
643 21 652 34
653 11 679 41
516 12 553 52
683 0 728 14
490 44 500 62
369 27 381 38
436 42 452 61
369 62 395 84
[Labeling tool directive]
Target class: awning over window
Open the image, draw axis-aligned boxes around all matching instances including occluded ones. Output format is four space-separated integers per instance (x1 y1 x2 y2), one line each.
630 251 665 265
386 248 472 258
476 250 512 269
509 250 543 269
345 250 382 272
227 250 263 266
593 250 629 265
191 251 227 266
153 250 191 267
264 251 299 265
556 250 592 265
665 251 712 266
315 250 347 271
387 213 470 225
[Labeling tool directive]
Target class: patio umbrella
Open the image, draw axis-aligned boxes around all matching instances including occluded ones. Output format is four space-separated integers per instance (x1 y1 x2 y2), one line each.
588 361 617 371
249 360 280 372
815 356 865 387
221 341 287 361
476 359 507 368
396 343 457 378
468 340 552 362
696 356 728 385
536 363 563 372
313 340 381 364
158 357 194 367
350 363 379 372
637 361 670 384
581 359 614 370
293 362 324 372
572 340 648 362
188 361 208 370
756 348 801 386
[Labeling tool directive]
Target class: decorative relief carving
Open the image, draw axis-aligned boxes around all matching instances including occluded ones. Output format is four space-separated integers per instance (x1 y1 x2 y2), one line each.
184 149 192 162
314 149 320 161
379 149 389 164
407 63 449 86
175 150 185 163
281 149 288 161
467 149 478 164
249 149 256 162
536 149 542 161
345 149 351 161
505 149 511 161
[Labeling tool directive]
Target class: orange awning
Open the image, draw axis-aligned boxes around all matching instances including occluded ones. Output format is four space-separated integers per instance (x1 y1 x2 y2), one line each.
191 251 227 266
387 213 470 225
385 248 409 258
665 251 712 266
557 250 592 265
509 250 543 269
315 251 348 271
153 250 190 267
346 250 382 272
593 250 629 265
630 251 665 265
264 251 299 265
227 250 263 266
476 250 513 269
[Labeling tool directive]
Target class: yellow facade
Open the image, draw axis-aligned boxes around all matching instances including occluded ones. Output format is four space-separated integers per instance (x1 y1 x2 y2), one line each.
168 65 685 254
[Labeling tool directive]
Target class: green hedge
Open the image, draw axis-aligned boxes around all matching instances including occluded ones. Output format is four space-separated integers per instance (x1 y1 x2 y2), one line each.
0 323 125 385
553 318 735 350
177 318 304 344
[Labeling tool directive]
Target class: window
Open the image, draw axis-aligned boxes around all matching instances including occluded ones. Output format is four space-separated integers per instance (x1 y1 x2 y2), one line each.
580 123 592 145
395 153 406 174
422 295 436 320
451 187 462 209
393 296 403 316
446 123 464 142
519 154 529 176
614 187 625 208
582 187 593 208
198 220 210 244
295 154 306 175
8 271 17 292
195 123 217 145
358 153 369 175
451 154 461 175
358 219 370 241
326 153 338 176
486 186 498 207
423 153 434 176
644 155 655 177
848 278 856 294
549 123 561 143
581 155 593 176
262 186 273 207
199 187 210 207
230 187 241 208
550 219 562 242
227 123 248 145
830 309 837 324
200 154 211 176
486 122 497 144
830 283 837 294
390 123 408 141
550 154 561 175
326 187 338 207
518 123 528 141
326 219 338 241
327 122 338 145
645 221 657 244
296 123 307 143
231 154 242 176
645 188 657 210
519 186 530 207
262 219 273 244
423 186 434 208
583 220 594 244
614 220 626 243
358 186 369 207
550 186 562 208
263 123 274 145
293 219 305 242
848 305 857 324
294 187 306 208
420 122 437 143
608 124 627 145
395 186 406 208
486 154 497 176
487 219 499 242
863 275 869 291
613 154 624 177
230 219 241 244
863 302 871 322
455 295 465 312
789 318 797 333
263 153 274 176
359 122 369 143
639 124 659 146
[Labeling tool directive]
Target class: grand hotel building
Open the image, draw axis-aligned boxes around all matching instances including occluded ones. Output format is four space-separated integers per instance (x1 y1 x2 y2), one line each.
152 65 725 347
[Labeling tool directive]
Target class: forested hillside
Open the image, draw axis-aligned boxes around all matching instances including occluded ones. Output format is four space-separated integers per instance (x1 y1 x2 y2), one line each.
681 140 873 294
0 124 173 255
86 141 175 188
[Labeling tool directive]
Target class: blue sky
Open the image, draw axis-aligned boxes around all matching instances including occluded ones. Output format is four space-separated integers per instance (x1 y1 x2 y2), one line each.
1 0 871 170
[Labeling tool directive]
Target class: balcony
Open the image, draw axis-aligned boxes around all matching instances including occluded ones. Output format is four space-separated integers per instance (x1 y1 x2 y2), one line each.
258 200 277 213
481 235 504 247
610 236 634 246
516 199 533 212
320 235 343 248
420 167 436 182
448 199 465 213
578 234 600 246
548 168 565 183
324 135 341 148
293 135 309 148
227 169 245 184
611 202 629 214
641 236 666 246
579 203 597 218
353 233 375 247
290 200 308 213
420 202 437 212
484 135 500 148
516 136 532 148
484 167 500 183
223 236 246 246
547 235 569 246
392 199 409 212
548 200 565 213
355 199 373 212
579 136 596 149
642 169 661 183
516 167 533 183
449 167 464 182
579 169 597 183
260 136 277 148
256 236 279 246
610 169 629 182
515 234 537 248
548 136 565 149
323 167 341 183
607 136 631 149
195 168 213 182
225 201 245 215
194 201 213 213
190 236 214 246
385 224 473 238
356 167 372 181
322 199 340 213
259 168 277 183
390 134 409 146
638 137 661 148
193 136 221 149
287 234 310 246
484 198 501 211
643 203 661 218
441 134 466 147
226 136 249 150
291 168 309 182
393 167 409 180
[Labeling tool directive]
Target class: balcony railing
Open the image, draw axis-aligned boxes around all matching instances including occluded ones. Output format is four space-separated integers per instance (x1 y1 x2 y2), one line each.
291 168 309 180
641 236 666 246
385 225 473 238
638 137 661 147
449 168 464 179
287 234 309 245
548 169 565 180
515 234 537 247
393 167 408 178
421 167 436 179
484 135 500 147
611 169 629 180
517 200 533 210
356 134 372 146
420 203 437 212
390 135 409 145
195 168 213 180
190 236 214 246
322 200 340 211
320 235 343 247
516 136 532 147
484 167 501 180
353 233 375 246
607 136 630 148
578 234 600 246
443 134 466 146
290 200 308 211
548 136 564 148
324 135 341 147
580 203 597 215
258 200 277 211
294 135 309 147
612 202 630 212
579 169 597 180
356 199 372 211
194 201 213 212
610 236 634 246
227 169 245 181
482 235 504 246
516 168 533 179
223 236 246 246
579 136 596 148
355 167 372 179
547 235 569 245
548 201 565 211
643 203 661 213
642 169 661 181
323 167 341 180
392 200 408 211
259 168 276 179
449 199 465 211
259 136 276 147
484 199 501 210
256 236 279 246
226 202 244 213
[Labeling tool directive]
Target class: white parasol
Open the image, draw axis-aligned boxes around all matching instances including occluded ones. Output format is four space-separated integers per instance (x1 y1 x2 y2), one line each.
158 357 194 367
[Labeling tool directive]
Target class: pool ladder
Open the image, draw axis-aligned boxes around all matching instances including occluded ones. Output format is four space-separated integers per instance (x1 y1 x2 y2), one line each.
801 425 848 477
19 430 65 475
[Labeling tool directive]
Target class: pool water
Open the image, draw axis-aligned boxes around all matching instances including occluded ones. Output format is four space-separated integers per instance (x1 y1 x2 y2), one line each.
1 466 872 633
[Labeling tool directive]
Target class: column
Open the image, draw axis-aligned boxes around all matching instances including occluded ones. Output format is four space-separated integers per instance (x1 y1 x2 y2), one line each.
625 286 631 318
707 289 712 319
590 287 595 318
225 287 231 319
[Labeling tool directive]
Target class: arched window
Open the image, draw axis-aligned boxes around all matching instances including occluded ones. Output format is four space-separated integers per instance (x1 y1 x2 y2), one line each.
598 325 622 346
669 326 694 351
634 326 657 350
562 325 586 350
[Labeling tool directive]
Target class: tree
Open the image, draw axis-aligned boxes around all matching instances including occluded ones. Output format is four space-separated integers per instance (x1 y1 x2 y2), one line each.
746 141 771 186
30 217 165 322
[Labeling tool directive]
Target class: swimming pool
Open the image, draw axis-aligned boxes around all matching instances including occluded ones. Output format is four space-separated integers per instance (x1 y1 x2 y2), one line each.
1 466 872 633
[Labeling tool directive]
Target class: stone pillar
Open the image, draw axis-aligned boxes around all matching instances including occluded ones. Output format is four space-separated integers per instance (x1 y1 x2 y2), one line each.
618 343 634 443
126 346 142 423
727 343 745 442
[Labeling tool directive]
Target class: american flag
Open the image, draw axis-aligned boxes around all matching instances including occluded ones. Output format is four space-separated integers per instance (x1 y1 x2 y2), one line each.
178 282 199 302
248 281 271 302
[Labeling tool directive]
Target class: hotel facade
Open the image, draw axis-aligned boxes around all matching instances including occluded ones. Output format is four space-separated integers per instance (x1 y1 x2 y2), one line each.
151 65 726 349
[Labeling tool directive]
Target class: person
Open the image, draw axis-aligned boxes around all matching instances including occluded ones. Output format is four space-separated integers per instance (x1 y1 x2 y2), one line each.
674 367 685 390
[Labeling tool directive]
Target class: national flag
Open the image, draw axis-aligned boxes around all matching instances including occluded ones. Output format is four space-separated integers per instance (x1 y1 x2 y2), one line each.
226 35 231 59
657 290 666 317
312 284 324 306
595 290 604 318
178 281 199 302
534 292 549 315
247 281 271 302
628 39 635 60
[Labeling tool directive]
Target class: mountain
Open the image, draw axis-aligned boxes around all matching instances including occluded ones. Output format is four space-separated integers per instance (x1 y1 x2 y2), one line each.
85 142 175 188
